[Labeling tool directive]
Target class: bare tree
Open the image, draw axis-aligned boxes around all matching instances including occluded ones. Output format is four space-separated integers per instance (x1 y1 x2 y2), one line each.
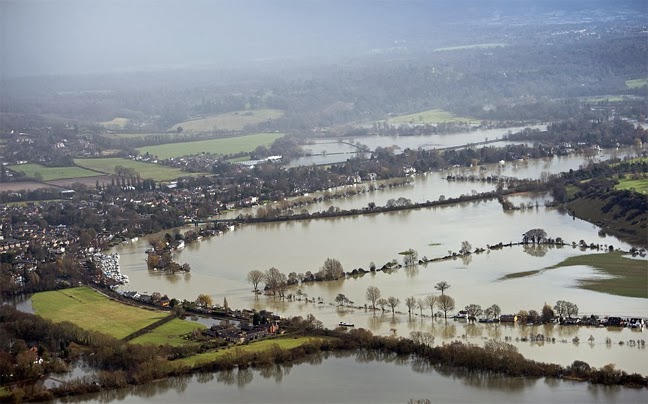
402 249 419 267
434 281 451 296
335 293 348 306
377 298 388 312
387 296 400 314
460 241 472 255
417 299 426 317
522 228 548 244
264 267 283 296
464 304 483 323
405 296 416 315
436 294 455 320
365 286 381 311
425 295 437 318
246 270 265 293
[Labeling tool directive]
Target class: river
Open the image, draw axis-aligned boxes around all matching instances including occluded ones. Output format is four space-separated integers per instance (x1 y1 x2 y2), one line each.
56 351 646 403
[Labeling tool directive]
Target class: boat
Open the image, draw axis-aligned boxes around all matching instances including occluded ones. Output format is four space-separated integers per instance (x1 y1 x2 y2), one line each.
338 321 354 327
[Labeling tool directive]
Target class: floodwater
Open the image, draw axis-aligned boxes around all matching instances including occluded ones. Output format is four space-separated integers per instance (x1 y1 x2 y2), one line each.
56 351 646 404
290 125 547 167
109 145 648 373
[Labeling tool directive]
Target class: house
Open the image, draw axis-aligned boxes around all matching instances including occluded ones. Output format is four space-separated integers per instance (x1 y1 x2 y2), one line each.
159 295 171 307
499 314 517 323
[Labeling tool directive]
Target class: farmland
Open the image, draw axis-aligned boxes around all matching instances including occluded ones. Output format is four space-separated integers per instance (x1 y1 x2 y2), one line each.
32 287 168 339
170 109 284 132
7 163 101 181
386 108 479 125
137 133 284 159
131 319 206 346
75 157 198 181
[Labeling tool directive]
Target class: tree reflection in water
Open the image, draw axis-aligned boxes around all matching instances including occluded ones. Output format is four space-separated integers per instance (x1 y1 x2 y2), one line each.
522 243 549 257
434 365 537 392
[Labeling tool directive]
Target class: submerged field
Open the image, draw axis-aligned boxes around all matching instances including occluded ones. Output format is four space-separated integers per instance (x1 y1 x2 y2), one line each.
170 109 284 132
7 163 101 181
75 157 196 181
501 252 648 298
32 287 168 339
385 108 478 125
137 133 284 159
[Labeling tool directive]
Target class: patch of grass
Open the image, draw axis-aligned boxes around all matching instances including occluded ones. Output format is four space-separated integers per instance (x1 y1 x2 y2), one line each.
32 287 168 339
130 319 206 346
136 133 284 159
387 109 478 125
6 199 63 207
75 158 198 181
99 133 167 140
626 78 648 89
170 109 284 132
429 242 442 246
0 387 10 398
500 269 542 280
7 163 101 181
433 43 507 52
615 175 648 194
548 252 647 298
172 337 328 368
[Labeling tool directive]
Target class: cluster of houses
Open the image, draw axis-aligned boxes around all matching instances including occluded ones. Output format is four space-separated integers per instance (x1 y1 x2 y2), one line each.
204 320 282 343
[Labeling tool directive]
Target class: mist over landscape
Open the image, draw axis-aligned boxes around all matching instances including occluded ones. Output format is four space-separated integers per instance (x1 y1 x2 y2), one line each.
0 1 647 402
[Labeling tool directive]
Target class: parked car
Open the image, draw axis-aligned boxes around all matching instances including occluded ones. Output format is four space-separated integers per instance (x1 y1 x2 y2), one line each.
628 318 645 329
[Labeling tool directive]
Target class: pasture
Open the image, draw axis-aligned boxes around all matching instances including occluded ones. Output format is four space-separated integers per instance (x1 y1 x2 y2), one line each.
387 109 478 125
32 287 168 339
75 158 196 181
7 163 101 181
136 133 284 159
173 337 330 368
615 175 648 194
170 109 284 132
131 319 206 346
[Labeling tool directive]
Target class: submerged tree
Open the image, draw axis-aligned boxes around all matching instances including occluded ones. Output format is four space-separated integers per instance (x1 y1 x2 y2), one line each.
436 294 456 320
365 286 382 311
387 296 400 314
405 296 417 315
434 281 451 296
246 270 265 293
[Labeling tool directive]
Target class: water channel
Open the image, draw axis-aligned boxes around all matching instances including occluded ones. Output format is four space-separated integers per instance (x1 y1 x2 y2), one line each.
56 351 646 403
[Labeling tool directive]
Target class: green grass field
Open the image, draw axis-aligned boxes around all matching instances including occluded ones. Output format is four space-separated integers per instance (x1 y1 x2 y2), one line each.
433 43 507 52
173 337 328 368
626 78 648 89
130 319 206 346
100 117 131 128
7 163 101 181
75 158 197 181
386 109 478 125
136 133 284 159
502 252 648 298
170 109 284 132
99 133 168 140
615 175 648 194
32 287 168 339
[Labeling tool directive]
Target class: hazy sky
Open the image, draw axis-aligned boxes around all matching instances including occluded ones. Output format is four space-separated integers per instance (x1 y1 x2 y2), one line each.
1 0 440 77
1 0 644 78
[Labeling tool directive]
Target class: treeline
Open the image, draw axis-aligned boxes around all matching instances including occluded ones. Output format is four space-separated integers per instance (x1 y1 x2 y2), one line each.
506 117 648 148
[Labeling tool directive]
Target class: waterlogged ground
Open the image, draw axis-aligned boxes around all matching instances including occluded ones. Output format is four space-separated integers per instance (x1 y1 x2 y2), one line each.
112 146 647 374
55 351 647 404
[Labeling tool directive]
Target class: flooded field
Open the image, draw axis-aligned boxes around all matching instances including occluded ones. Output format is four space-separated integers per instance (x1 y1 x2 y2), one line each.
56 351 646 403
